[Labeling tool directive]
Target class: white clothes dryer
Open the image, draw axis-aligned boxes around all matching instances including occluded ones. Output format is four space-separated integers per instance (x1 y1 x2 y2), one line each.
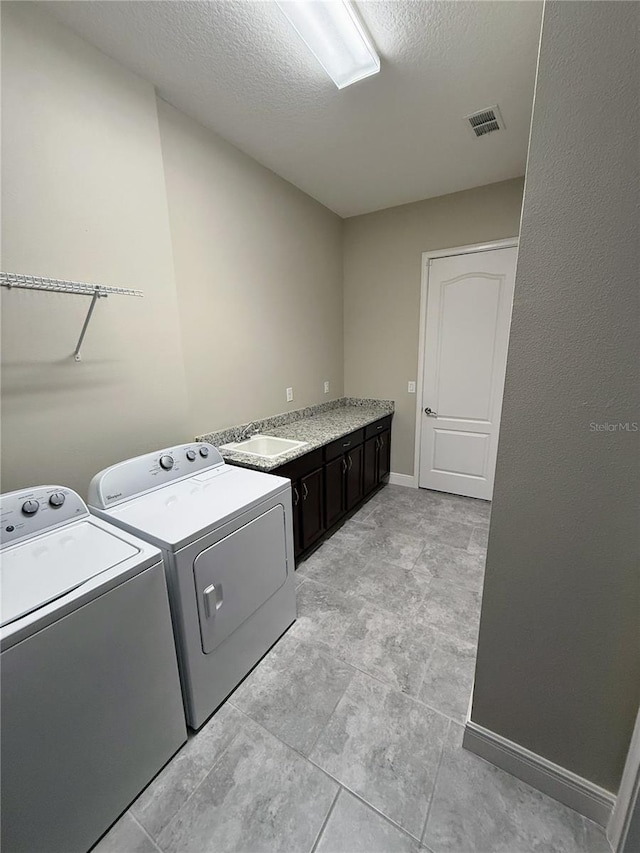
88 443 296 729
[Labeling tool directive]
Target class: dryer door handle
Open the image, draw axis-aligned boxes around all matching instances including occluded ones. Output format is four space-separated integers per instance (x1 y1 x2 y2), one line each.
203 583 223 618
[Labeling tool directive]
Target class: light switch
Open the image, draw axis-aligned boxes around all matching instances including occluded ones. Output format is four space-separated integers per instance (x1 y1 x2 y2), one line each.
324 381 330 394
286 387 294 402
408 381 416 393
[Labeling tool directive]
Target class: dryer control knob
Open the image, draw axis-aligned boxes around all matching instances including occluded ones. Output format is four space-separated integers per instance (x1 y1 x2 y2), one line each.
22 499 40 515
186 449 197 461
49 492 65 508
159 454 174 471
199 447 209 458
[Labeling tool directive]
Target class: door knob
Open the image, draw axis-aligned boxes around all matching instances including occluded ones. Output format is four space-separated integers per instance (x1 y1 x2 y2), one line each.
424 407 438 417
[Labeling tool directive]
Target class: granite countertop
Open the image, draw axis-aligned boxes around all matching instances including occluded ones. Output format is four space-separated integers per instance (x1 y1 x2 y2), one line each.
196 397 394 472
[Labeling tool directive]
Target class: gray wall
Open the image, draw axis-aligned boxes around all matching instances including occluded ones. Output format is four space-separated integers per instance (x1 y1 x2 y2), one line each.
1 2 191 495
1 0 523 495
0 3 343 495
622 793 640 853
343 178 524 476
471 0 640 793
158 99 344 438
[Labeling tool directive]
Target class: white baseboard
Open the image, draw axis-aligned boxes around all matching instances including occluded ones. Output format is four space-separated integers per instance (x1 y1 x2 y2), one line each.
388 472 418 488
463 720 615 827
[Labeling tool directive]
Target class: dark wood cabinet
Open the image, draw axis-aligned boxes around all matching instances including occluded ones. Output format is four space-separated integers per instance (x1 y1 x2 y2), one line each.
363 436 378 497
345 444 364 510
278 449 323 560
291 482 303 558
300 467 325 550
377 429 391 481
266 414 392 563
362 417 392 497
326 441 364 521
325 456 346 529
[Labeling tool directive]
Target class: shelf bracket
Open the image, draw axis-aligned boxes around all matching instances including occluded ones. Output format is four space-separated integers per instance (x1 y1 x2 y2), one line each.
74 290 105 362
1 272 143 363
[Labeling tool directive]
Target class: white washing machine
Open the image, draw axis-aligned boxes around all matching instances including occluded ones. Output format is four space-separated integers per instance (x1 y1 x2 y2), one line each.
0 485 186 853
88 442 296 729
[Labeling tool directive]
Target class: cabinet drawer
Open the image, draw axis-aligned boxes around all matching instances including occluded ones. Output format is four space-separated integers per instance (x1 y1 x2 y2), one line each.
324 429 365 462
275 448 323 482
365 416 392 440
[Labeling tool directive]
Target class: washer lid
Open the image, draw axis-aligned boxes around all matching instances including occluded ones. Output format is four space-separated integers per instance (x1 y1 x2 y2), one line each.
0 520 139 628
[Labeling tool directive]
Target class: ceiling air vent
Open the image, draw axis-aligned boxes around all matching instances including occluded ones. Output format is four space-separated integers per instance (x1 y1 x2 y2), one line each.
465 105 505 138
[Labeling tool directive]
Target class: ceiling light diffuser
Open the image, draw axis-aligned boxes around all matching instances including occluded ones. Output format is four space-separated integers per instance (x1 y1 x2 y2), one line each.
276 0 380 90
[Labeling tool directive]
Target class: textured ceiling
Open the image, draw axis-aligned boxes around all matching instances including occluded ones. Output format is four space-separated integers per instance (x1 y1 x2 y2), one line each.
44 0 542 217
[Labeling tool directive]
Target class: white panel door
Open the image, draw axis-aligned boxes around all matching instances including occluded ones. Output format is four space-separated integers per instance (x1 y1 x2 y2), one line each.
419 247 517 499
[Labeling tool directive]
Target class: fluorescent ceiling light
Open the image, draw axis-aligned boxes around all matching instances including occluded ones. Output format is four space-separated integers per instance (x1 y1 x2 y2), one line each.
276 1 380 90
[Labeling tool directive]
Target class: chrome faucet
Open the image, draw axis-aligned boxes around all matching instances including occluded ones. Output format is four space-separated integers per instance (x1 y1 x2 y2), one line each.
239 422 259 441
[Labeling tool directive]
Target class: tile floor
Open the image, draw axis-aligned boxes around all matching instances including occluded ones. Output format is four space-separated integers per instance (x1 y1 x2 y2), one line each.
95 485 611 853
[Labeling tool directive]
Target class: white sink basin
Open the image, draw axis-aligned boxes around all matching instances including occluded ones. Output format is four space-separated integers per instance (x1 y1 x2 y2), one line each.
220 435 307 459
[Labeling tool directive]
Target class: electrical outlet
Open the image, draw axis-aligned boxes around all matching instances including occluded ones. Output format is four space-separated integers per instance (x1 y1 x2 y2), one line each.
324 381 330 394
408 381 416 393
286 387 294 403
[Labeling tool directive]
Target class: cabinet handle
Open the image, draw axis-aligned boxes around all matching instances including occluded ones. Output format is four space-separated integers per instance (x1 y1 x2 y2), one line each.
341 458 348 474
380 436 384 448
342 441 351 447
293 486 299 506
375 437 380 450
347 455 353 471
376 425 383 430
302 482 309 500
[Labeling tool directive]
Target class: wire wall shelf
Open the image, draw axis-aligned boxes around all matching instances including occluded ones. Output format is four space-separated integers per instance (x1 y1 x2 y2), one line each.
0 272 144 361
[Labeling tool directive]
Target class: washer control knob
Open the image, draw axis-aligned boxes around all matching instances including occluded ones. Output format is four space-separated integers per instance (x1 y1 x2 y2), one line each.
159 455 174 471
22 499 40 516
186 449 197 461
199 446 209 458
49 492 66 508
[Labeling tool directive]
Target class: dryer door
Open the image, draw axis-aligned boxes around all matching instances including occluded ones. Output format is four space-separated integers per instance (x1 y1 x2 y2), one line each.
193 505 288 654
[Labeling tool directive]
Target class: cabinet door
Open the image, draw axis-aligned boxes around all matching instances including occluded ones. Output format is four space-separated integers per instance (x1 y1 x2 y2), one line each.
377 430 391 483
346 444 364 511
325 456 346 529
363 436 378 496
301 468 325 550
291 480 303 557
